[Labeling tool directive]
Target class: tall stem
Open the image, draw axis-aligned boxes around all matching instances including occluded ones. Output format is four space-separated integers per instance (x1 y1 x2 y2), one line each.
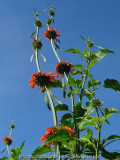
45 87 61 160
51 39 61 62
36 25 41 72
7 145 11 159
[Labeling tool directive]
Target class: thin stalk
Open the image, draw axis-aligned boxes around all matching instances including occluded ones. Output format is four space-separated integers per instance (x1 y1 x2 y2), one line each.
95 107 100 160
45 87 61 160
9 128 12 138
35 25 41 72
7 145 11 159
51 39 61 62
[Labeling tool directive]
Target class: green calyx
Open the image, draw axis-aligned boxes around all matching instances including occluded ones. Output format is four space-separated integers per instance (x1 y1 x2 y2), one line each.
32 41 42 50
46 19 52 25
49 10 55 17
34 20 42 27
89 99 103 107
57 63 71 75
35 74 50 87
10 124 15 129
35 13 39 17
5 139 12 146
86 40 94 48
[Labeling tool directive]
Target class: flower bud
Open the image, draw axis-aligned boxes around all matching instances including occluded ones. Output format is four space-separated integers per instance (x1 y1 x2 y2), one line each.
49 10 55 17
90 99 103 107
32 41 42 50
46 19 52 25
10 124 15 129
34 20 42 27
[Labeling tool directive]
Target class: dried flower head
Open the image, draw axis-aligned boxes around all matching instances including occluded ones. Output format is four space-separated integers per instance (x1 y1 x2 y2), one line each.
53 61 75 79
29 72 55 90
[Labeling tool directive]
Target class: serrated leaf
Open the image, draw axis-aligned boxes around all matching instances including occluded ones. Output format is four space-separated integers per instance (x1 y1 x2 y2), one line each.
55 104 69 111
63 48 80 54
95 49 115 59
102 108 120 115
32 145 51 157
71 70 82 76
67 89 78 98
102 134 120 145
89 59 100 68
71 64 84 70
52 94 62 105
104 79 120 93
45 92 51 111
87 79 101 88
30 53 35 64
30 31 36 38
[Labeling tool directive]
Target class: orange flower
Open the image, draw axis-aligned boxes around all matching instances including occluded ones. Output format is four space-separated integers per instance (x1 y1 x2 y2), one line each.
2 137 14 146
29 72 55 90
43 28 60 42
40 126 75 146
53 61 75 79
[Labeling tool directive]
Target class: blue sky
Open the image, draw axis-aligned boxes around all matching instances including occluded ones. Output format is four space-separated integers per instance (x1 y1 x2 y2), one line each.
0 0 120 159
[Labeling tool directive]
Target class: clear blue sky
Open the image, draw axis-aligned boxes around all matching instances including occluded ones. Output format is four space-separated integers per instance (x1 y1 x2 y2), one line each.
0 0 120 159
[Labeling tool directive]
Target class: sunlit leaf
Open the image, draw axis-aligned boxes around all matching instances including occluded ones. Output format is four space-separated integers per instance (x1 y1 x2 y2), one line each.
63 48 80 54
30 31 36 38
88 60 100 68
79 35 85 41
30 53 35 63
71 64 84 70
68 76 76 87
45 92 51 111
87 79 101 88
52 94 62 105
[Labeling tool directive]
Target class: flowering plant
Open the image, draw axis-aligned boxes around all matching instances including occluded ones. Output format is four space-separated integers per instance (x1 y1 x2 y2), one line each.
1 3 120 160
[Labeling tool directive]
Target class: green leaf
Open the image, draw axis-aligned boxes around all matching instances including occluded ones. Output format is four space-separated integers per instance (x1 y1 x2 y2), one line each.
54 42 61 50
79 35 85 41
89 59 100 68
100 113 113 125
67 89 79 98
95 49 115 59
1 148 6 154
61 147 70 155
87 128 93 139
19 140 25 149
83 50 89 57
71 70 82 76
84 69 93 78
30 31 36 38
98 107 110 125
104 79 120 93
63 48 80 54
76 80 82 88
11 148 22 157
45 92 51 111
30 53 35 63
46 129 72 144
32 145 51 157
0 157 8 160
40 53 46 62
101 148 120 160
71 64 84 70
87 71 93 78
87 79 101 88
68 76 76 87
52 94 62 105
60 113 72 122
55 104 69 111
83 89 93 100
102 134 120 145
103 108 120 115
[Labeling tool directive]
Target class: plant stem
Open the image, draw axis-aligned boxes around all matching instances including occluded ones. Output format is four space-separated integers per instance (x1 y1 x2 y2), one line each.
36 25 41 72
7 145 11 159
51 39 61 62
45 87 61 160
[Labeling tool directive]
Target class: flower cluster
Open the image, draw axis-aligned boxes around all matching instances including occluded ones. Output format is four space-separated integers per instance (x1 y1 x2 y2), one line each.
54 61 75 79
29 72 55 90
40 126 75 146
2 137 14 146
43 28 60 42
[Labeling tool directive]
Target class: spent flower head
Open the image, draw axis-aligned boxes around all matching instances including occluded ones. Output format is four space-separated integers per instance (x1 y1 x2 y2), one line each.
32 37 42 50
